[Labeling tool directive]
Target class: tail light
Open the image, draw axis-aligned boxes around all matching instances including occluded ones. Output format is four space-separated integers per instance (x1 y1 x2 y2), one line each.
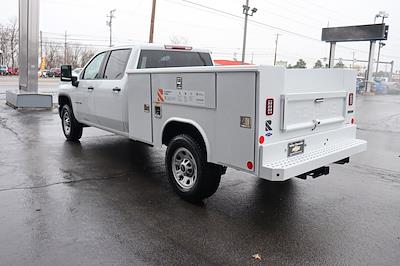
266 98 274 115
348 93 354 106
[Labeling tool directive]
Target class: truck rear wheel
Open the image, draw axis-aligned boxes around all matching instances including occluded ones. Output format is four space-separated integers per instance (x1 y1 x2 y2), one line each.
61 105 82 141
166 134 221 202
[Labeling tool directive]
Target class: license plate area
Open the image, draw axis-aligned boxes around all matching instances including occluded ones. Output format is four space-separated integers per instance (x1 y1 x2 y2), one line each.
288 140 305 157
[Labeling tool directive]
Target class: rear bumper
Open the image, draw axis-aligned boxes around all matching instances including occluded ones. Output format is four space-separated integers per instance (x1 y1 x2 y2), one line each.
258 126 367 181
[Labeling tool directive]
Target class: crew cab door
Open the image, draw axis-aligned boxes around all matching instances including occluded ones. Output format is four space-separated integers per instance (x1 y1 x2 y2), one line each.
94 49 131 133
74 52 107 123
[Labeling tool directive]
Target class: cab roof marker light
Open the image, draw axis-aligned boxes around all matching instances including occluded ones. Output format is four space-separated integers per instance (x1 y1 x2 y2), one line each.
164 45 193 50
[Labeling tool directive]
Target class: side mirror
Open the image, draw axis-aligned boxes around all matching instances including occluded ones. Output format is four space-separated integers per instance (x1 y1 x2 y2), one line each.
61 65 79 87
61 65 72 81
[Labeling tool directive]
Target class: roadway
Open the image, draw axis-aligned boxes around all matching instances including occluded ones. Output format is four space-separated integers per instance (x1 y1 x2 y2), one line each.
0 77 399 265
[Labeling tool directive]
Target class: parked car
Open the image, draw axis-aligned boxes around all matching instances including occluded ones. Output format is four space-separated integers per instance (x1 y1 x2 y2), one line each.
38 69 50 78
372 79 389 94
47 70 54 78
356 77 365 93
51 68 61 77
7 67 18 75
0 65 9 76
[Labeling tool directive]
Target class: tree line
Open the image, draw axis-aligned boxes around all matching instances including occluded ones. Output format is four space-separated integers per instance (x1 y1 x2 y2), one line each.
0 19 97 69
287 59 347 69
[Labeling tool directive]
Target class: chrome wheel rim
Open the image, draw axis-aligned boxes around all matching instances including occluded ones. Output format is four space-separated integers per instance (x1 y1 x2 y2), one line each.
172 147 197 191
63 111 71 136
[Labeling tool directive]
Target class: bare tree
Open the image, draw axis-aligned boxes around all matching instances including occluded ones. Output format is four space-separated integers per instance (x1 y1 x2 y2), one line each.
45 42 62 69
169 35 189 45
79 47 96 67
8 18 18 68
0 18 18 67
0 24 10 65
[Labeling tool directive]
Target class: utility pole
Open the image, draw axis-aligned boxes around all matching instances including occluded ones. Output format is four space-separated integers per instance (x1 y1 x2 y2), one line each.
107 9 116 47
273 33 280 65
241 0 257 63
64 30 67 64
149 0 157 43
39 30 43 69
40 30 43 58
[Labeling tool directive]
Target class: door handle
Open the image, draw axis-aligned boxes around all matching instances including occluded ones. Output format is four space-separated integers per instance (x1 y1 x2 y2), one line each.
88 86 94 91
113 87 121 92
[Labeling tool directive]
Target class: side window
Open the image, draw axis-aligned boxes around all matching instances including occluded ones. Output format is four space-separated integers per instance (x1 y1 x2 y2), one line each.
104 49 131 80
82 52 106 80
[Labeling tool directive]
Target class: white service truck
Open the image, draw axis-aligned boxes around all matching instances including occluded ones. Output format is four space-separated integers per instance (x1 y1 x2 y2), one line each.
58 44 367 201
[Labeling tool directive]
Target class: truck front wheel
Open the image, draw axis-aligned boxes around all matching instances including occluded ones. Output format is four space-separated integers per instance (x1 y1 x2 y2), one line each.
61 105 82 141
166 134 221 202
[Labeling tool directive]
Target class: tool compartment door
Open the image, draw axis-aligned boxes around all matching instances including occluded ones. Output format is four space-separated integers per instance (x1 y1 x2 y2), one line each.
127 73 153 144
280 91 347 133
215 72 256 171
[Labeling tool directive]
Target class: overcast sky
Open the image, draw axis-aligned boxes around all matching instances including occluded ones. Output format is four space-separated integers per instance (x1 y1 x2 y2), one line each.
1 0 400 70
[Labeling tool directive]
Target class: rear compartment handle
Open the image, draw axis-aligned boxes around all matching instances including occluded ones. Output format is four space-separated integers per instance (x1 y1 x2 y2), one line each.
314 98 324 103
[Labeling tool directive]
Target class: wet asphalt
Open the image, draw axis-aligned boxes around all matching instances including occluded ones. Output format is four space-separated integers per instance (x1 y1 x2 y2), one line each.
0 77 399 265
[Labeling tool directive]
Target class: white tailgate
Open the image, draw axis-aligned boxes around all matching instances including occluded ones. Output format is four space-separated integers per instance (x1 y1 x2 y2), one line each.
280 91 347 133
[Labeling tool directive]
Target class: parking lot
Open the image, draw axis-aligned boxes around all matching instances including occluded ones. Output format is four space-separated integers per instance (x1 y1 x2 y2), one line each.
0 77 399 265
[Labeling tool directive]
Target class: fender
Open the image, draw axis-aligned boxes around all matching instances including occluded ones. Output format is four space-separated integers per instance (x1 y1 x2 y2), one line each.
161 117 212 162
58 93 73 117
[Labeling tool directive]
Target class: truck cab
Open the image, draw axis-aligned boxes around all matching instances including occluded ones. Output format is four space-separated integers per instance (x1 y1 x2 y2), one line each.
59 44 213 135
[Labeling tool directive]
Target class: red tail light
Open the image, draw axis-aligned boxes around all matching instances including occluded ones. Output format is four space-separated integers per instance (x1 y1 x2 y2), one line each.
266 98 274 115
348 93 354 106
247 161 254 170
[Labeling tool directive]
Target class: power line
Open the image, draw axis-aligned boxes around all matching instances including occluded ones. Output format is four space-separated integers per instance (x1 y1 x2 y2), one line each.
175 1 400 61
179 0 321 42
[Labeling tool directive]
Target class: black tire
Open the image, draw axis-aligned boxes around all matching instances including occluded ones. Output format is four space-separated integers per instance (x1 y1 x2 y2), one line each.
61 105 83 141
166 134 221 202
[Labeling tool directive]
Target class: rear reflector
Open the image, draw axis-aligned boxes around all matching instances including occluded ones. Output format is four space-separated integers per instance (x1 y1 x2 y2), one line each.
247 161 254 170
348 93 354 106
164 45 192 50
266 98 274 115
259 136 265 144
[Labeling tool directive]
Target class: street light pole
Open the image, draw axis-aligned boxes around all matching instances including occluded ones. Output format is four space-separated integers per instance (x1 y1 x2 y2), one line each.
374 11 388 75
241 0 257 63
273 33 280 65
107 9 116 47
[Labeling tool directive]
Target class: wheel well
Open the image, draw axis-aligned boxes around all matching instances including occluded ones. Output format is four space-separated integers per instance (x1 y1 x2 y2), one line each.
58 95 71 117
162 121 207 153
